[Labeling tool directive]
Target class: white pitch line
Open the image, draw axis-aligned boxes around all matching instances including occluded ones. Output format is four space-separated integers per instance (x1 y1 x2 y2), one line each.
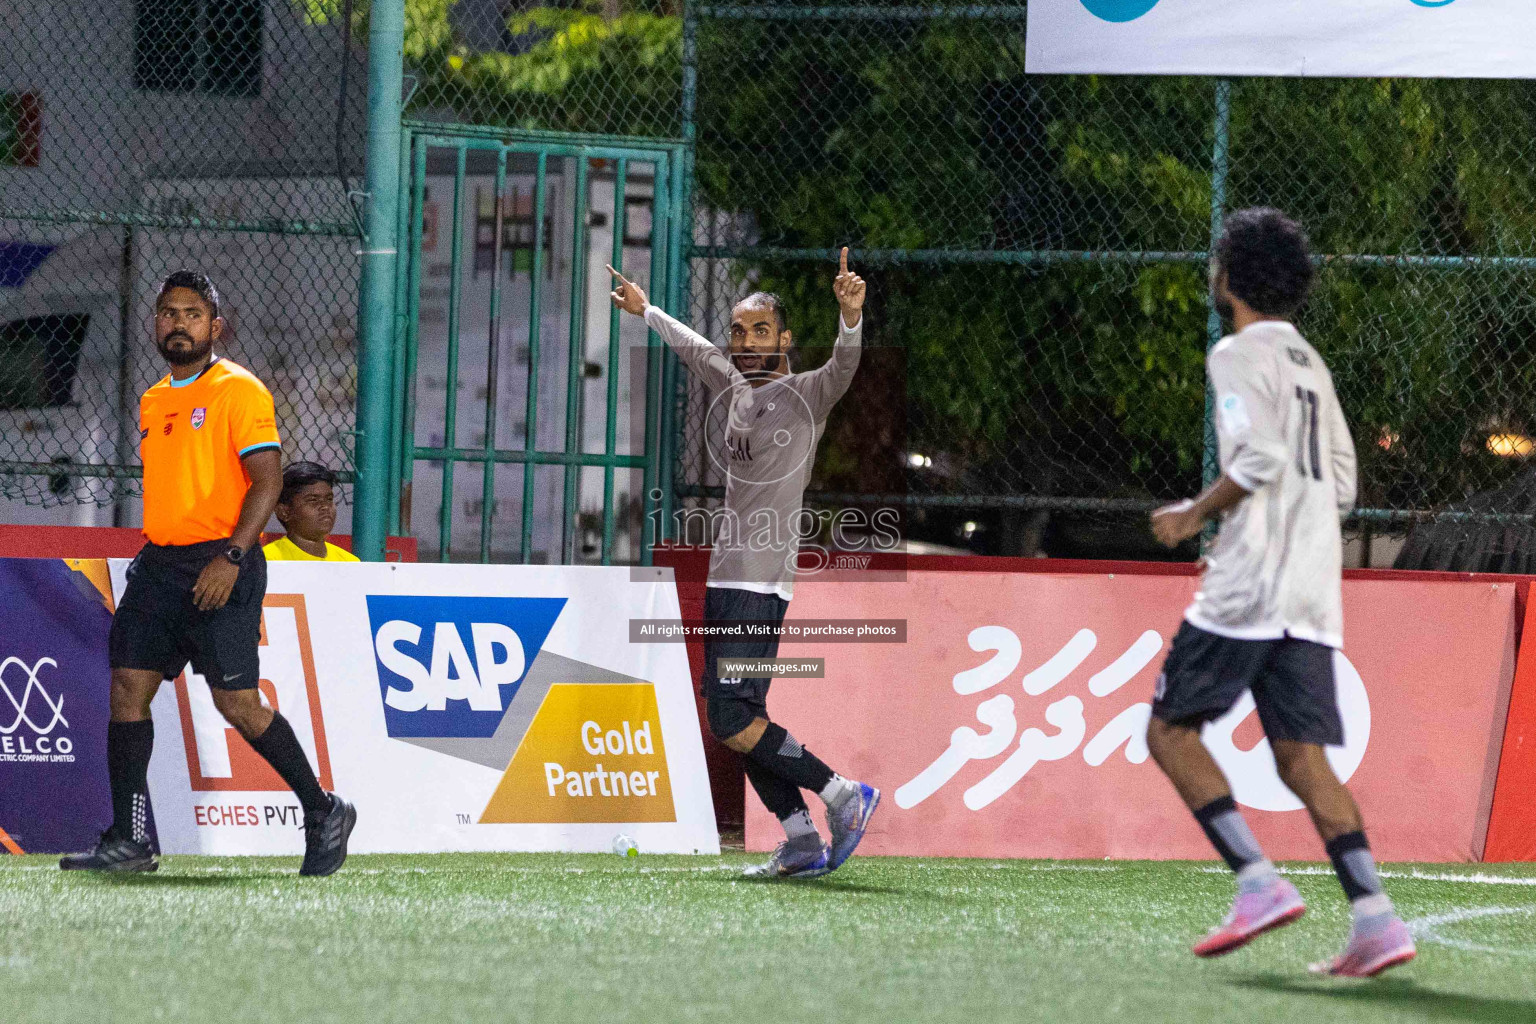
1408 905 1536 957
1197 864 1536 886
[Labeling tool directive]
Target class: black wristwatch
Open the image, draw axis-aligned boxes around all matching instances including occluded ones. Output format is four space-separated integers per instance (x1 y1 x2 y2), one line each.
223 545 246 566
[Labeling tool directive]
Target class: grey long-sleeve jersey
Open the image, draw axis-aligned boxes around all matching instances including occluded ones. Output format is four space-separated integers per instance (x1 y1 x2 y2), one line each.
1186 320 1358 649
645 304 862 599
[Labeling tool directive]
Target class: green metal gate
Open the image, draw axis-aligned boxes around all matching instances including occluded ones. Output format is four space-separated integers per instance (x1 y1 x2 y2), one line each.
389 125 686 565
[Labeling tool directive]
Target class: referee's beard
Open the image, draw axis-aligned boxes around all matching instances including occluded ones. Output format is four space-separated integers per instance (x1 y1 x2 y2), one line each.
157 329 214 370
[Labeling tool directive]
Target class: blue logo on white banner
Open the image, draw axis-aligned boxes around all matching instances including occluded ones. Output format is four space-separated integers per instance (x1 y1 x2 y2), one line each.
1080 0 1455 19
1080 0 1160 21
367 595 566 738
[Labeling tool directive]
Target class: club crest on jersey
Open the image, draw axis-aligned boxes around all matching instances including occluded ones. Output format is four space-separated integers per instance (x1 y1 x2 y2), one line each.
191 407 206 430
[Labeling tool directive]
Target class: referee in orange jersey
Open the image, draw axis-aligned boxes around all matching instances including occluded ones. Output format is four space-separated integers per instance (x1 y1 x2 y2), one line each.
60 271 355 876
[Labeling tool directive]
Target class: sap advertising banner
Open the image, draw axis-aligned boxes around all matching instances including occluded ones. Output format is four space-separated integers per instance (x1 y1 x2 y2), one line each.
1026 1 1536 79
108 561 719 856
749 571 1517 863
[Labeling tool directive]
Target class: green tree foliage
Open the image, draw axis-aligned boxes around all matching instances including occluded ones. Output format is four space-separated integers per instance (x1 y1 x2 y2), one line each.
317 1 1536 513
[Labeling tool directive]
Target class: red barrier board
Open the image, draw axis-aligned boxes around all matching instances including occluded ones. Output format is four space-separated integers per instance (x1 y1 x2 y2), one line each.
1485 593 1536 861
748 571 1518 863
0 525 418 562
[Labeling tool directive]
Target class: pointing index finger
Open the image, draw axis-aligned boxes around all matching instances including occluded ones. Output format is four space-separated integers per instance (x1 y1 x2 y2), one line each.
605 263 629 286
839 246 849 275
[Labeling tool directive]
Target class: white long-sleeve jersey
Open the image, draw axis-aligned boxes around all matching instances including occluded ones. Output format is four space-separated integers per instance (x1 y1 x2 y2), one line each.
1185 320 1358 649
645 305 862 600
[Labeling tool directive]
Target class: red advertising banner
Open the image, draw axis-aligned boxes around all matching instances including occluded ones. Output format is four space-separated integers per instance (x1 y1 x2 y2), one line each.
749 572 1518 863
0 525 419 562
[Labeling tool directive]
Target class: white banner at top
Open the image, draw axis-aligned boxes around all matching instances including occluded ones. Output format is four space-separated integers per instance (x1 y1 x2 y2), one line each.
1025 0 1536 79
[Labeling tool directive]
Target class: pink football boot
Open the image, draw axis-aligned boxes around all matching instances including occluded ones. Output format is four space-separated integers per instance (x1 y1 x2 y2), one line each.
1310 916 1417 978
1193 876 1307 957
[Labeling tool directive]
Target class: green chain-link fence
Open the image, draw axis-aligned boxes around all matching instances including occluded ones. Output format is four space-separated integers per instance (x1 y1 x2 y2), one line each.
680 5 1536 567
380 0 1536 569
1 0 366 517
10 1 1536 569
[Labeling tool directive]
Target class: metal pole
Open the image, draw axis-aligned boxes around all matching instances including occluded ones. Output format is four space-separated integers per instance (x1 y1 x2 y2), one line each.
521 154 549 563
387 127 412 537
562 156 591 564
482 150 508 563
351 0 407 561
673 0 698 545
439 150 467 562
1202 78 1232 489
602 159 628 565
113 225 135 528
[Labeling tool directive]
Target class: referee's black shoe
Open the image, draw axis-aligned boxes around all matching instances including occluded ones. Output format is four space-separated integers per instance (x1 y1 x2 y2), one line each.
59 832 158 873
300 792 356 877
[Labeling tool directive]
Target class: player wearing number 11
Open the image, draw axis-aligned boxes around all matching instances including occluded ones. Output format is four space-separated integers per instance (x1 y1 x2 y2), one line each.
1146 209 1414 977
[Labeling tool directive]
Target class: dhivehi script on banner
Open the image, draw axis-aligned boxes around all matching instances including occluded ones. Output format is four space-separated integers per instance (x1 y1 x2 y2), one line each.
1026 1 1536 79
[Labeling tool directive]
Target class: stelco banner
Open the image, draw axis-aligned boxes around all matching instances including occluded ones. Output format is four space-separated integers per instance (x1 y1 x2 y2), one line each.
1026 1 1536 79
0 559 125 855
98 561 719 856
749 571 1518 863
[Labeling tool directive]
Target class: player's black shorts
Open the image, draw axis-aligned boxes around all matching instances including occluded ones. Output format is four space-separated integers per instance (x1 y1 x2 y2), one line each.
699 585 788 741
1151 621 1343 746
108 539 267 690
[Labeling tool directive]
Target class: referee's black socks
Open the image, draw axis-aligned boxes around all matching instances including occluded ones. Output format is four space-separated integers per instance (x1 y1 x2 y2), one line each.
250 713 332 819
107 719 154 844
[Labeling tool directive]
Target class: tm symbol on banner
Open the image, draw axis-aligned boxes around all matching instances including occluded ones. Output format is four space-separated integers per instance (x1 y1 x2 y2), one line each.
456 813 472 825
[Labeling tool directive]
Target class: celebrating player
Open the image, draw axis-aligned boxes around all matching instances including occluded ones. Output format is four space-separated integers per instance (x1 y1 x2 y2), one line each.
1146 209 1413 976
60 271 355 876
608 249 880 878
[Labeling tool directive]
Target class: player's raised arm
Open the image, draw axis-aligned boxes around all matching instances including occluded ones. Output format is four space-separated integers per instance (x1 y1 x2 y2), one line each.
608 264 742 393
832 245 865 330
799 246 865 419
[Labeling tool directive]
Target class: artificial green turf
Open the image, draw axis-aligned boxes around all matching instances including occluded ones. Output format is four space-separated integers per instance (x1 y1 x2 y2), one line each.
2 854 1534 1023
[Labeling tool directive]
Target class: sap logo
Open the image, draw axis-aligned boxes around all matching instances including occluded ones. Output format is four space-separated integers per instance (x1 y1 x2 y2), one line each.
367 595 566 738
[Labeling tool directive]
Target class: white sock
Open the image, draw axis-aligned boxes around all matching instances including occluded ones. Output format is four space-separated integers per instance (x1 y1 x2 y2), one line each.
819 774 858 808
1351 893 1394 923
1236 859 1279 893
781 809 818 840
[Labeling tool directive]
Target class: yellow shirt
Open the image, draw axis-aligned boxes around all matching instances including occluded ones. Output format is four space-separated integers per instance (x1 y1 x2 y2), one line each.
139 357 281 546
262 536 361 562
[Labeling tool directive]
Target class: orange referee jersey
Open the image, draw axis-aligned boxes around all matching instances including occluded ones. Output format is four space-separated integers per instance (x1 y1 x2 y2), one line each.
139 357 282 546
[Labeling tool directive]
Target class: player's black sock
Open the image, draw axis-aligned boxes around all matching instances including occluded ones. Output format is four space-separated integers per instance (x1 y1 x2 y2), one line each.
250 713 331 818
1325 830 1384 902
107 719 154 844
748 722 835 794
744 758 810 822
1192 795 1267 873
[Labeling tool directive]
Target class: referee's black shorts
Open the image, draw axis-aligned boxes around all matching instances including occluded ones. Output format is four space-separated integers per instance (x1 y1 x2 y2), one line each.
108 539 266 690
699 585 788 741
